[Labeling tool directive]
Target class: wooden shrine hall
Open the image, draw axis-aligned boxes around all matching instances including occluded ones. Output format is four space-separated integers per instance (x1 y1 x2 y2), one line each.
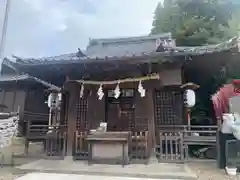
63 73 167 164
1 33 238 164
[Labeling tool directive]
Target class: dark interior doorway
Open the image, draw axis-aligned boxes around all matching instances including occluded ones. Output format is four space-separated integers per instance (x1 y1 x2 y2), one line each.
106 89 135 131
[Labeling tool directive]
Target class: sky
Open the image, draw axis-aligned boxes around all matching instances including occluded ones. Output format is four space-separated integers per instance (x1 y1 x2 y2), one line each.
0 0 162 58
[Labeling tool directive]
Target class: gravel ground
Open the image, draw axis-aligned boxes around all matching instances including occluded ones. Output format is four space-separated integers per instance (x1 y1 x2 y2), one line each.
0 141 239 180
0 167 24 180
0 162 239 180
189 162 238 180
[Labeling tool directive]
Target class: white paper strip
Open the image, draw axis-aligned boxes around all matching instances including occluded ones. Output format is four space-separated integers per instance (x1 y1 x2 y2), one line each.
97 84 104 100
114 83 121 99
138 81 146 97
80 84 84 98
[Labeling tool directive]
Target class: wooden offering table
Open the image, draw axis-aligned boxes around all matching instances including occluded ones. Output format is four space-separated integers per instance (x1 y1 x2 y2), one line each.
86 132 130 166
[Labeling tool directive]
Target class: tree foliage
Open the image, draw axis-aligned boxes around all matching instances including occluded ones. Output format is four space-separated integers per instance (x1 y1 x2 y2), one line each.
151 0 240 123
151 0 239 46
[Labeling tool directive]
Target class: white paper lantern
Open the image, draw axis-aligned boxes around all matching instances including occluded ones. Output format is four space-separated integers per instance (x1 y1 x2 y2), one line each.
58 93 62 101
184 89 196 108
47 93 58 108
47 93 53 108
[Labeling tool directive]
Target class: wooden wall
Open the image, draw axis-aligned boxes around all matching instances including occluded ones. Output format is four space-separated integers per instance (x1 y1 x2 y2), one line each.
159 68 182 86
65 67 184 130
24 89 48 114
63 66 185 156
0 89 26 113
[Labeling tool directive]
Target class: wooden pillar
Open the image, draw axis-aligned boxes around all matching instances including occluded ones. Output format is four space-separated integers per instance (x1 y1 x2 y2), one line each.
65 84 78 160
146 88 156 151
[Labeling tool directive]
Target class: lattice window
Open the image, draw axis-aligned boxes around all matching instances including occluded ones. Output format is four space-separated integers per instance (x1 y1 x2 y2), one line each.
120 97 135 131
154 89 183 126
120 108 135 131
107 93 135 131
76 96 88 131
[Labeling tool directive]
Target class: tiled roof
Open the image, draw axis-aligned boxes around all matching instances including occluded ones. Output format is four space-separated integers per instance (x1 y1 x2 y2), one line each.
0 74 60 91
14 52 79 64
10 33 174 65
86 33 175 59
3 35 240 67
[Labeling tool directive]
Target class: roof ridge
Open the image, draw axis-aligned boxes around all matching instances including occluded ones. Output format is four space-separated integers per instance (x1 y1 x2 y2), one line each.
89 33 172 45
12 52 78 61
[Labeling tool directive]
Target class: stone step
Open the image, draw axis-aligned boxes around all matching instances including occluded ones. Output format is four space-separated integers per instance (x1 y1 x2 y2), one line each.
16 159 197 180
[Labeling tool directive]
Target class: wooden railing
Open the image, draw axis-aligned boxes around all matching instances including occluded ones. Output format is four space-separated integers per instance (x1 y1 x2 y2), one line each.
74 131 88 160
15 122 218 163
26 124 67 139
23 111 49 123
156 132 184 162
156 125 217 139
129 131 150 163
21 124 67 159
155 125 217 162
183 125 217 145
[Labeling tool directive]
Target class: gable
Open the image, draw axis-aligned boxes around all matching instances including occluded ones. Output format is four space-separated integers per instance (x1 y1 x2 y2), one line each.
86 33 175 58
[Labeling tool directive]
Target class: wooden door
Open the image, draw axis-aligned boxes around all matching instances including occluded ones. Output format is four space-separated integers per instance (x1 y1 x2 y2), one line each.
107 102 120 131
119 101 135 131
106 89 135 131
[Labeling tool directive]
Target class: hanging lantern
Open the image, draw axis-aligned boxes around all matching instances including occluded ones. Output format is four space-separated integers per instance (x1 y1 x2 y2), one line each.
97 84 104 100
80 83 84 98
184 89 196 108
114 83 121 99
138 81 146 97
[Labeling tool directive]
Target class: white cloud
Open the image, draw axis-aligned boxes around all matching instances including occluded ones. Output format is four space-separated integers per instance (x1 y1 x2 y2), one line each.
0 0 162 57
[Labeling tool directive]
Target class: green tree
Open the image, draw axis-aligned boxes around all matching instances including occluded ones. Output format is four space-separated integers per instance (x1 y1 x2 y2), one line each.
151 0 240 124
151 0 237 46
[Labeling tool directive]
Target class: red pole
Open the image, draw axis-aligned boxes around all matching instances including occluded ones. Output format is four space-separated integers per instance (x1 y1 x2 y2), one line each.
187 108 191 130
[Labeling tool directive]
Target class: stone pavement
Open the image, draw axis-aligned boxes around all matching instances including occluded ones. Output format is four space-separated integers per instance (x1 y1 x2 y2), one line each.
15 173 181 180
16 159 197 179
